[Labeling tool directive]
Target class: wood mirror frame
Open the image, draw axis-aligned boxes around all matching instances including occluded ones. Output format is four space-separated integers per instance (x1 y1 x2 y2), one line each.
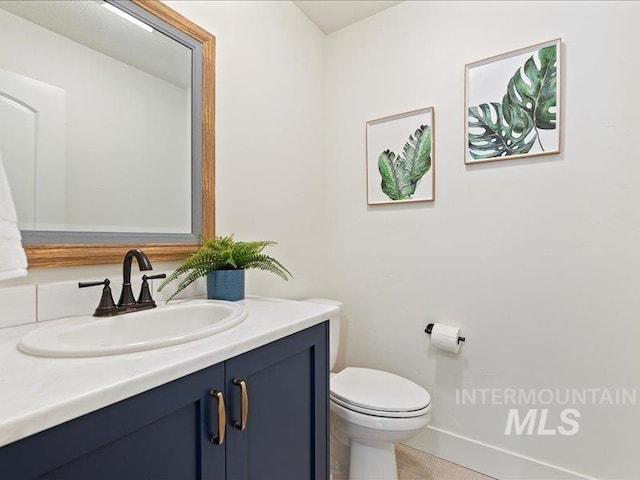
23 0 214 268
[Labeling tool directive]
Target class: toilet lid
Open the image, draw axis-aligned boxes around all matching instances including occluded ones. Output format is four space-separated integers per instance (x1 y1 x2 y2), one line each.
330 367 431 414
330 394 431 418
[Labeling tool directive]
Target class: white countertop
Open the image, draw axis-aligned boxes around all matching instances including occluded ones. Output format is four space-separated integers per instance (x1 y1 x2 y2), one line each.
0 297 336 448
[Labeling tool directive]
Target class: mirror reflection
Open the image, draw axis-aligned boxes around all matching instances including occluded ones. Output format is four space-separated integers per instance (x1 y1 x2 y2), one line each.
0 0 192 234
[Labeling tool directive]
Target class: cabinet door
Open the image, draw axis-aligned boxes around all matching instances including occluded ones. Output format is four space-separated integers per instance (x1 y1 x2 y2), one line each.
0 363 226 480
225 322 328 480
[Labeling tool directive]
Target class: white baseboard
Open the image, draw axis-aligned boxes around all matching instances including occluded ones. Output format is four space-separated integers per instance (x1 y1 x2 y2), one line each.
404 426 598 480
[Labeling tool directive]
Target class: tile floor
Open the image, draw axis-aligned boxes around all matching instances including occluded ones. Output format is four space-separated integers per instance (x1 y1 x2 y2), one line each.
333 444 494 480
396 444 494 480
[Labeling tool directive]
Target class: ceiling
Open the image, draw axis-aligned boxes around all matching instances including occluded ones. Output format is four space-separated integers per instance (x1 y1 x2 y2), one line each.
293 1 403 34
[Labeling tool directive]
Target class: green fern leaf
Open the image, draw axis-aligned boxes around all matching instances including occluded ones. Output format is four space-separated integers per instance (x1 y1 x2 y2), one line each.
159 235 292 301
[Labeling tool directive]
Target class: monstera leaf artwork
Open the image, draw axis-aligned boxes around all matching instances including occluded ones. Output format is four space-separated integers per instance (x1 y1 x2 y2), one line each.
468 102 536 159
503 45 558 132
366 107 434 204
466 40 561 163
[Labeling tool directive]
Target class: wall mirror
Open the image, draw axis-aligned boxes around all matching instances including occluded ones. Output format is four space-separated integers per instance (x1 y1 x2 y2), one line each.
0 0 214 267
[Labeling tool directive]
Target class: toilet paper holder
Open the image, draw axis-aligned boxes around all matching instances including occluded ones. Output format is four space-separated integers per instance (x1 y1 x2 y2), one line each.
424 323 466 344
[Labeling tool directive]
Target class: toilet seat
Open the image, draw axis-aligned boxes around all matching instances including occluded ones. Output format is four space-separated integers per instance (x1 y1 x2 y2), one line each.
330 394 431 418
330 367 431 419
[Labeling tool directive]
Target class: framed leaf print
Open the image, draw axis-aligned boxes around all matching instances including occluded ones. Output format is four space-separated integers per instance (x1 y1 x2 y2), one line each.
465 39 561 164
366 107 435 205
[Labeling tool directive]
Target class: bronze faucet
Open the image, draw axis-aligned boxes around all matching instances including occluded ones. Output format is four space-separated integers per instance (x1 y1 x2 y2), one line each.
118 248 152 307
79 248 166 317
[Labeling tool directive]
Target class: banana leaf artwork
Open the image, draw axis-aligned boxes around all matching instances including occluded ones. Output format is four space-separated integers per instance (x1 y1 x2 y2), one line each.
465 39 561 164
366 107 435 204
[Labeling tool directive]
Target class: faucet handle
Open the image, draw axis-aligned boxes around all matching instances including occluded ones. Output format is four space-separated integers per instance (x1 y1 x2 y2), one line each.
137 273 167 306
78 279 109 288
144 273 167 281
79 279 117 317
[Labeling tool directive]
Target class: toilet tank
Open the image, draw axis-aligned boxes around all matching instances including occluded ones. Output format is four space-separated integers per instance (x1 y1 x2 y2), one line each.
304 298 342 371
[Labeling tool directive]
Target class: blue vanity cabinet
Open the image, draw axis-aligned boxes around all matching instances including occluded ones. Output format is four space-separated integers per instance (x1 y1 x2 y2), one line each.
0 362 227 480
225 322 329 479
0 322 328 480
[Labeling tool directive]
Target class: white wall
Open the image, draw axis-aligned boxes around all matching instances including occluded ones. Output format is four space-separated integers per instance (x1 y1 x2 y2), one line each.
323 2 640 479
166 0 327 299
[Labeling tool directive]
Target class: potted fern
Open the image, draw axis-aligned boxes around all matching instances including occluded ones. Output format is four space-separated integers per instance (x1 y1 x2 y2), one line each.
158 235 292 301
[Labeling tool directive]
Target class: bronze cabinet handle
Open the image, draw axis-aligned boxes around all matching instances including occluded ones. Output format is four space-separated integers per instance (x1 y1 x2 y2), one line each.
209 389 226 445
233 378 249 431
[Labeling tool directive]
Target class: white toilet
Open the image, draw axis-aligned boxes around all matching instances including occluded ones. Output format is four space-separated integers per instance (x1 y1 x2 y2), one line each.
306 299 432 480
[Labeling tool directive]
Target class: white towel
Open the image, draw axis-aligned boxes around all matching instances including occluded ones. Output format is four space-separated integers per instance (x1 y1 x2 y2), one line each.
0 148 27 280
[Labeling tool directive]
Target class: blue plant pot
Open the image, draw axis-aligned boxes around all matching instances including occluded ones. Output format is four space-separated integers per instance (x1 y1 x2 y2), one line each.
206 269 245 301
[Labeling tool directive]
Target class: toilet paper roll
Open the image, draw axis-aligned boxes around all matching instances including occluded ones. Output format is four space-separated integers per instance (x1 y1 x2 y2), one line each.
430 323 462 353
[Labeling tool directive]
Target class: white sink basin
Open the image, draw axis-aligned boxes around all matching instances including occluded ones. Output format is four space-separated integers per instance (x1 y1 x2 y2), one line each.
18 300 247 358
